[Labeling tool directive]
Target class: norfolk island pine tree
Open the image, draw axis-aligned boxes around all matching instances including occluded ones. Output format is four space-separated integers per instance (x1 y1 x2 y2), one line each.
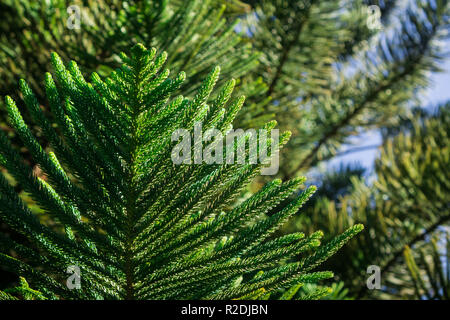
0 43 363 300
2 0 447 300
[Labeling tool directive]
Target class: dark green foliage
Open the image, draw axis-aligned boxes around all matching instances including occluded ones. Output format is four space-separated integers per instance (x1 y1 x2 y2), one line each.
2 1 449 217
2 1 449 182
0 0 257 102
1 0 449 301
0 0 262 290
0 44 362 299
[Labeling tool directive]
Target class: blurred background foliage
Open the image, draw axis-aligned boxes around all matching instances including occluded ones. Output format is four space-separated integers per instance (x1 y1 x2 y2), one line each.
280 104 449 299
0 0 449 299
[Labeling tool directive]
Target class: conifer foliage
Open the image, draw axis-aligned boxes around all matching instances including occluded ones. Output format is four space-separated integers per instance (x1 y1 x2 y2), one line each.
0 44 362 299
403 232 450 300
287 104 450 299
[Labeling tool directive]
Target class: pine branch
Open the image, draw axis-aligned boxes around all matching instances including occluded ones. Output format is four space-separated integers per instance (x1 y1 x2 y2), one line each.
0 43 362 300
266 1 315 96
356 213 450 299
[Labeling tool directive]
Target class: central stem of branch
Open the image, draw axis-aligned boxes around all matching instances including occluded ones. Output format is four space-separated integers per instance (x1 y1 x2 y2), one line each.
125 114 139 300
125 155 138 299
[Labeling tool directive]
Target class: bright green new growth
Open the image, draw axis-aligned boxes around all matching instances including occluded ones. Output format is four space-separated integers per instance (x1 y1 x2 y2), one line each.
0 43 362 300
